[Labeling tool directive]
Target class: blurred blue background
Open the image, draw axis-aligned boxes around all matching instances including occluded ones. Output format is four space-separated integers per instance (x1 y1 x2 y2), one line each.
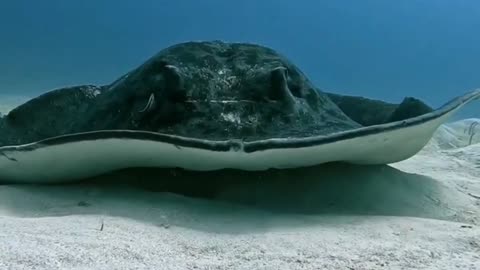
0 0 478 118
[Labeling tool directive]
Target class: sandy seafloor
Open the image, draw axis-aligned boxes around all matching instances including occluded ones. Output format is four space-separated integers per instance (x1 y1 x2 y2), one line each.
0 99 479 269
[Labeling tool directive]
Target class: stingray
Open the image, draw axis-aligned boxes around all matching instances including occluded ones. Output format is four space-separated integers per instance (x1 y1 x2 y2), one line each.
0 41 478 183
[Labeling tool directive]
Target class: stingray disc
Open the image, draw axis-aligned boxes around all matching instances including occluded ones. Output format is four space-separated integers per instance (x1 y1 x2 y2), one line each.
0 41 478 183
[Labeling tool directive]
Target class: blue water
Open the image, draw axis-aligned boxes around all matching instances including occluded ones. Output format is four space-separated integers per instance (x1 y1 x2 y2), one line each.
0 0 478 118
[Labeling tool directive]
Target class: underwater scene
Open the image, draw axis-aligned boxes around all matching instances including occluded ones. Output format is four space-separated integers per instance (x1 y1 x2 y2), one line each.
0 1 479 269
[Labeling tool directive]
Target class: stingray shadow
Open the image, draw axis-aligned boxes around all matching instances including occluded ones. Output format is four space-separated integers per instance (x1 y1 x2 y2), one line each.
100 163 453 218
0 163 457 233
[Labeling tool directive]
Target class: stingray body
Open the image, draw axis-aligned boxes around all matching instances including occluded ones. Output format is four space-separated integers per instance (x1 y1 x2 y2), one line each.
0 41 479 183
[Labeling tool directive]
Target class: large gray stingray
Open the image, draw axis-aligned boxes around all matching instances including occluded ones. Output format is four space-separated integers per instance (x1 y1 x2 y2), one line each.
0 41 479 183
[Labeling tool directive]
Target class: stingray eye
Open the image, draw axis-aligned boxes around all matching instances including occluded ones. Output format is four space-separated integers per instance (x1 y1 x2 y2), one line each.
268 67 296 108
162 64 187 102
162 65 181 88
283 68 304 98
139 63 186 114
288 80 302 98
145 59 168 76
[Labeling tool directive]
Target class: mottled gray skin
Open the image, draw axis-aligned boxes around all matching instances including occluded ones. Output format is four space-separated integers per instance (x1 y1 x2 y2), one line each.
84 41 360 139
326 93 433 126
0 41 431 147
1 85 104 146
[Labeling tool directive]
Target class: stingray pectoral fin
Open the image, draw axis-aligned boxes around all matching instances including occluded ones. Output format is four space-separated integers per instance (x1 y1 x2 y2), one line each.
0 90 478 184
239 89 480 167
